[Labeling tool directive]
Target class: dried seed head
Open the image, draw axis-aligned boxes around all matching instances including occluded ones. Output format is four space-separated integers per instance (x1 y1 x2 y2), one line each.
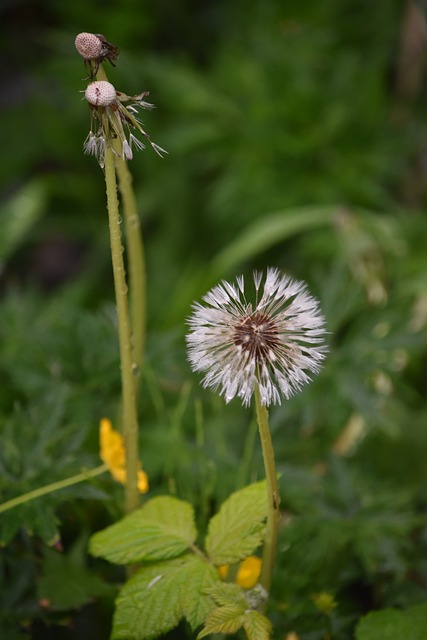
85 81 117 107
75 32 103 60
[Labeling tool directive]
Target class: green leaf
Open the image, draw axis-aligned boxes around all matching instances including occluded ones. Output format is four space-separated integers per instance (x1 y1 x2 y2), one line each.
210 206 335 275
197 599 272 640
90 496 197 564
197 604 245 637
355 603 427 640
205 480 268 565
37 537 113 610
180 556 220 630
206 582 248 607
0 179 47 265
112 554 218 640
242 610 272 640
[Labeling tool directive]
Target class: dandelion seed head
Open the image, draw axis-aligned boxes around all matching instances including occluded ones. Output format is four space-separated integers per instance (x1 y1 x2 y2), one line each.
85 80 117 107
75 32 104 60
186 268 327 407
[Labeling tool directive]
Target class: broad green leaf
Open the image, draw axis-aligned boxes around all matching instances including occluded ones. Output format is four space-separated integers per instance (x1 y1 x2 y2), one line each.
112 554 217 640
242 610 272 640
197 604 245 637
355 603 427 640
180 556 220 629
90 496 196 564
205 481 268 565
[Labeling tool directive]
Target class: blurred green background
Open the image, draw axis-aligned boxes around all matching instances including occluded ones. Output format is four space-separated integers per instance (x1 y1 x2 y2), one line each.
1 0 427 639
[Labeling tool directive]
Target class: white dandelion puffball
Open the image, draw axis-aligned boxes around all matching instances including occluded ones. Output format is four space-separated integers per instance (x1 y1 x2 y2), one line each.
186 268 327 407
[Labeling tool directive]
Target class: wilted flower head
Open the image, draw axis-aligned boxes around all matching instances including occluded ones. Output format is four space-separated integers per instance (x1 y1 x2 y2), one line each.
75 32 119 78
186 268 327 407
83 79 167 167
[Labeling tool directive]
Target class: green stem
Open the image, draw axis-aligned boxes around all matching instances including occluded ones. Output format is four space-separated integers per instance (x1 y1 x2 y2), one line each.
0 465 107 514
95 64 146 373
255 385 280 603
104 144 140 515
115 157 146 373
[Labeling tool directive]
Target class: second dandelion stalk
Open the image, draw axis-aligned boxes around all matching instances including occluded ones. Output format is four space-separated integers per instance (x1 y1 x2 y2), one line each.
255 384 280 604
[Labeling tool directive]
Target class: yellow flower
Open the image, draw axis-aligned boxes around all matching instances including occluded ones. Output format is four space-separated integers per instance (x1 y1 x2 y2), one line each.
236 556 262 589
218 556 262 590
99 418 149 493
218 565 229 580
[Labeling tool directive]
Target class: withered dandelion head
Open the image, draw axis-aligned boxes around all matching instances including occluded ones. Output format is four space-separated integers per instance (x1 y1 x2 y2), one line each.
75 32 120 78
82 80 167 167
186 268 327 407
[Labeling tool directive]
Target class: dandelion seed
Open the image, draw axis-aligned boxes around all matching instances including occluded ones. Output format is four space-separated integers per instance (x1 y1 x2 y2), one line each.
82 80 167 166
186 268 327 407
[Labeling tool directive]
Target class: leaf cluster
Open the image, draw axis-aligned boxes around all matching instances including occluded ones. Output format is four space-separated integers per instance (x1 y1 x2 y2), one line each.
89 483 269 639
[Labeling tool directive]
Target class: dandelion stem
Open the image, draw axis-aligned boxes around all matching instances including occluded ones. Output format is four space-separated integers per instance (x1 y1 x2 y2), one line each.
104 143 140 515
115 157 146 374
255 384 280 604
0 465 108 514
96 63 146 379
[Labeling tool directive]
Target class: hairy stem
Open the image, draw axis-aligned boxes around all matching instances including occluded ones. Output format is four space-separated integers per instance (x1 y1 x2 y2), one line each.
115 157 146 374
96 63 146 376
255 385 280 604
104 144 140 514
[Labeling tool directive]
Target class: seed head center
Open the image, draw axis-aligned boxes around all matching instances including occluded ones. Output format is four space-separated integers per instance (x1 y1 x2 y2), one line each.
233 311 279 362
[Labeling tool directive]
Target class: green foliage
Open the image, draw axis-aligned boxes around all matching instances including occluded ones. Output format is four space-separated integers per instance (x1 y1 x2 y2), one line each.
0 391 99 545
197 583 271 639
205 480 267 565
90 486 267 639
355 603 427 640
0 180 47 265
38 536 113 610
112 555 218 639
90 496 197 564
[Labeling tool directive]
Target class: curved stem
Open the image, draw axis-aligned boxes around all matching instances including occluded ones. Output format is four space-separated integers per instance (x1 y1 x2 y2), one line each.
104 144 140 514
0 465 108 514
255 385 280 604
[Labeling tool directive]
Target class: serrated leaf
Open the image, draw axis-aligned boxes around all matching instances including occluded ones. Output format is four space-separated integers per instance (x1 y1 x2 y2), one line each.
206 582 247 607
355 603 427 640
90 496 197 564
112 554 217 640
242 610 272 640
205 481 268 565
197 604 246 637
180 556 220 629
